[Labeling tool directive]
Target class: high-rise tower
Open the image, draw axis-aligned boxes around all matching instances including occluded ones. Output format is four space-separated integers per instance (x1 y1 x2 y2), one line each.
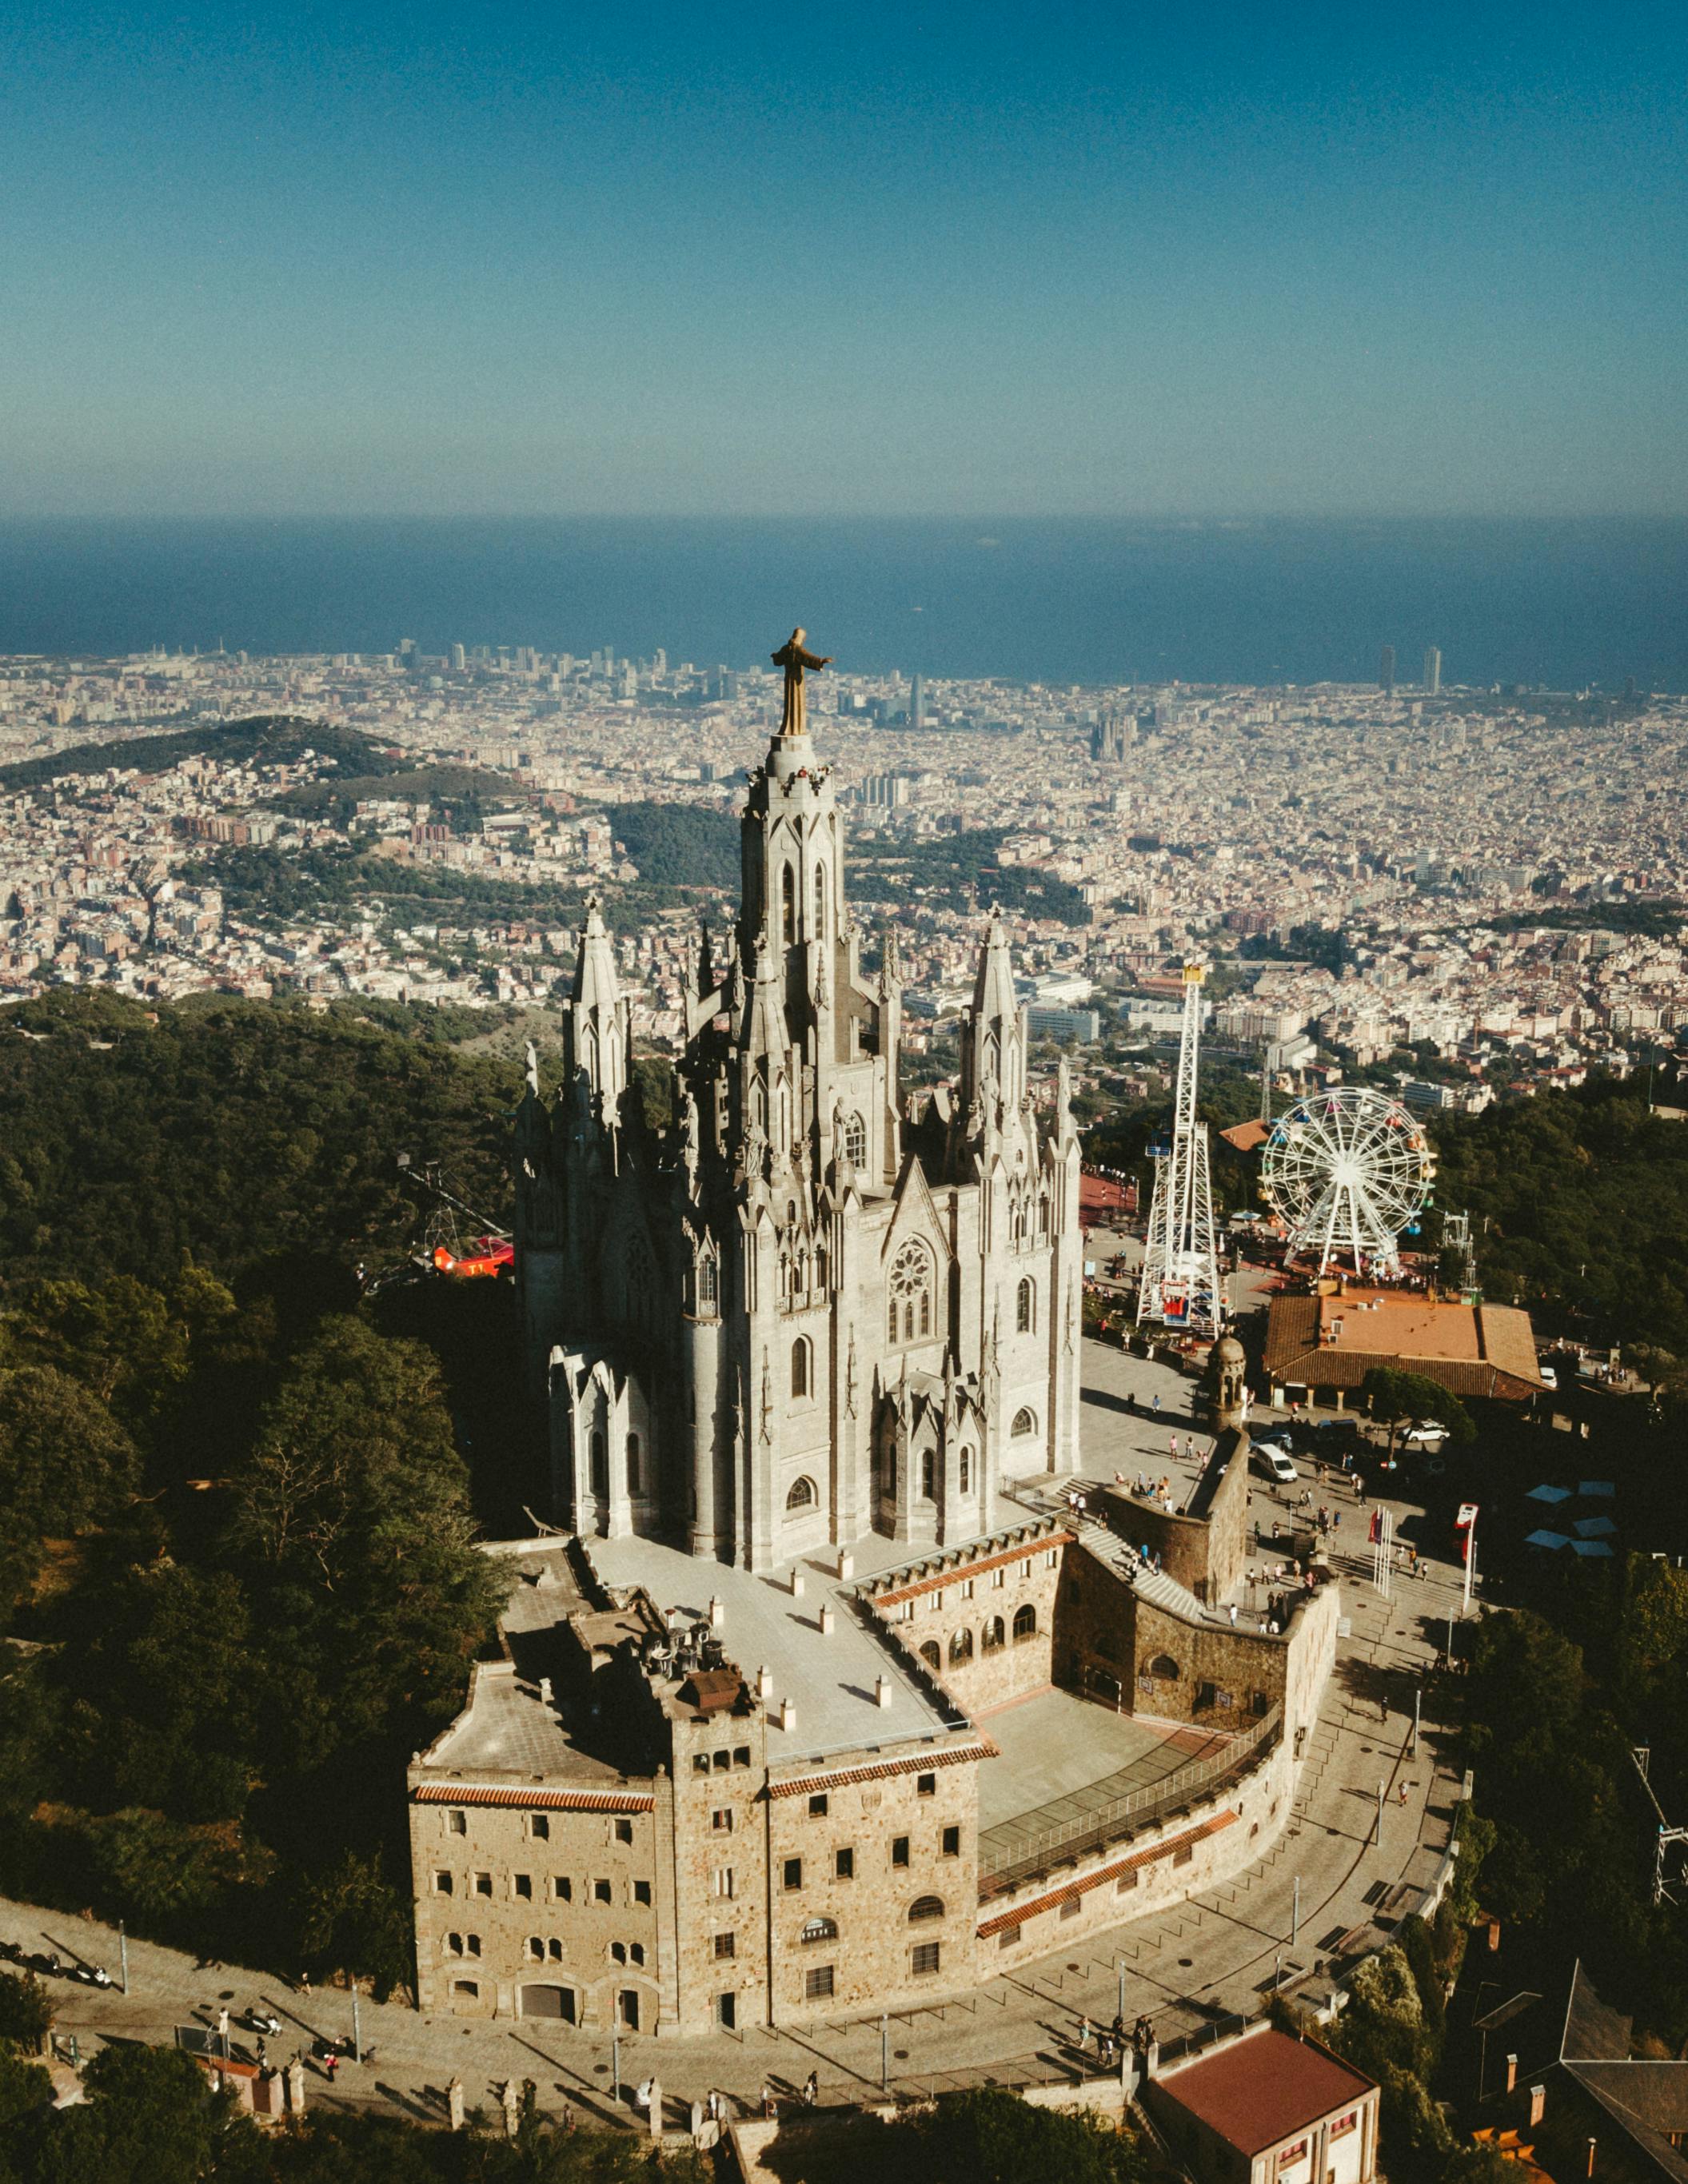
1423 646 1441 695
1379 645 1396 696
1136 964 1223 1335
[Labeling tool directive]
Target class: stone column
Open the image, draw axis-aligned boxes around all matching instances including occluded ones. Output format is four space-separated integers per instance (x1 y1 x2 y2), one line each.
446 2075 465 2130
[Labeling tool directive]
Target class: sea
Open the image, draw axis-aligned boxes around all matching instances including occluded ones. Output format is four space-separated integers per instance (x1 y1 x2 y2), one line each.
0 516 1683 691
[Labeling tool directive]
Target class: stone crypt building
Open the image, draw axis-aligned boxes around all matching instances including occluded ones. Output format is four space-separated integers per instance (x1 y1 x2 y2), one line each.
513 637 1083 1569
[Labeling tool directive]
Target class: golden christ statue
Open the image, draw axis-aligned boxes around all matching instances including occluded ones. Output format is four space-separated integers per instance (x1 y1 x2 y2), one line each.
771 627 831 738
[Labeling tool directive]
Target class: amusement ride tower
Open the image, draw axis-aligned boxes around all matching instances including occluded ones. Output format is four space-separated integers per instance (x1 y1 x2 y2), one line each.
1136 962 1224 1335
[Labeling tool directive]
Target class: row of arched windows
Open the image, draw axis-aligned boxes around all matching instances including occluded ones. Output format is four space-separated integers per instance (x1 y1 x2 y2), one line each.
919 1605 1036 1672
799 1899 942 1942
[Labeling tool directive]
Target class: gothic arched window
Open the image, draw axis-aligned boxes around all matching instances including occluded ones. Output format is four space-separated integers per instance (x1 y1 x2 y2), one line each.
626 1432 641 1494
781 863 796 946
1012 1604 1037 1642
1011 1405 1036 1437
699 1255 717 1310
813 864 827 941
959 1447 972 1495
908 1895 944 1923
920 1449 935 1501
948 1627 973 1665
842 1111 867 1167
888 1240 933 1346
786 1475 816 1511
1016 1277 1035 1334
590 1431 608 1494
791 1336 812 1400
982 1615 1005 1653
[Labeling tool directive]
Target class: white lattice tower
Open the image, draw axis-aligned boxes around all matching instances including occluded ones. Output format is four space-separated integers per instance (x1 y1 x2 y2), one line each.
1137 962 1223 1334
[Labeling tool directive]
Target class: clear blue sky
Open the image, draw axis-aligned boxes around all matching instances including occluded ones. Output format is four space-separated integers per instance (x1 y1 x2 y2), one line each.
2 0 1683 517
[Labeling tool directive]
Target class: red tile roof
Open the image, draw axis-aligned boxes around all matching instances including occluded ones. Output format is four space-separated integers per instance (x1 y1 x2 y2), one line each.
872 1532 1074 1608
1155 2027 1375 2156
413 1784 654 1812
770 1740 996 1799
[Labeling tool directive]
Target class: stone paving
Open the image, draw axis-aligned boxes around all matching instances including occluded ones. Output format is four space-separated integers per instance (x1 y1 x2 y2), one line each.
7 1313 1473 2138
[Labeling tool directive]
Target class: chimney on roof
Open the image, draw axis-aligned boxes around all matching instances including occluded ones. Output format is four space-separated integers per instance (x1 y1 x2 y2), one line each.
779 1697 796 1732
876 1676 892 1708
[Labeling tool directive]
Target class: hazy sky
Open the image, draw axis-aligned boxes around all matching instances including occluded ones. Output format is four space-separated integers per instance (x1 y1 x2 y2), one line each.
2 0 1684 517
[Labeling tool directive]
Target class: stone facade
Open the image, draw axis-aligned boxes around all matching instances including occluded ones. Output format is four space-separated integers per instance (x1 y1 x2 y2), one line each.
513 693 1083 1573
856 1518 1072 1715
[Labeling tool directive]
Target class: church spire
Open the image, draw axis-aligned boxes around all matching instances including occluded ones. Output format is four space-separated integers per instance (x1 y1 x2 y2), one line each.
563 895 628 1122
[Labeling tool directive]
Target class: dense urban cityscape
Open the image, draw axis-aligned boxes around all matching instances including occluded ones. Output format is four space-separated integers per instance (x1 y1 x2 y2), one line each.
3 642 1684 1115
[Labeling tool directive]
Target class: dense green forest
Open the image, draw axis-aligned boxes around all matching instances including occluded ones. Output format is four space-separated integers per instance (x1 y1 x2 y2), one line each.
0 994 537 1989
848 828 1089 927
1429 1081 1688 1353
0 716 403 795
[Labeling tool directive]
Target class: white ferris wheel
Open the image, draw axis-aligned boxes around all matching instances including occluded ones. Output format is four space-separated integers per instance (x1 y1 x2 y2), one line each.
1259 1087 1436 1277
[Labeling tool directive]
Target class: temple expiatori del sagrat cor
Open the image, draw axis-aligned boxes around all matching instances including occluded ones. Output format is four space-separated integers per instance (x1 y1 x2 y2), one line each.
407 630 1339 2035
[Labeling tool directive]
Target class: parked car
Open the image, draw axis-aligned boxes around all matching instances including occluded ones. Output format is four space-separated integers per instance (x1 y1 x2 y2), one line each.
1253 1447 1299 1485
1538 1365 1558 1391
1401 1420 1449 1446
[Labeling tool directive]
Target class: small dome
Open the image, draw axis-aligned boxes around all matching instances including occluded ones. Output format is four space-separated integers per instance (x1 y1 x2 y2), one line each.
1214 1333 1246 1365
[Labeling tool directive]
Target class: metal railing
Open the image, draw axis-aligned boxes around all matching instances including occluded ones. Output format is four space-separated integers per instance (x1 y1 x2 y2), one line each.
978 1704 1283 1897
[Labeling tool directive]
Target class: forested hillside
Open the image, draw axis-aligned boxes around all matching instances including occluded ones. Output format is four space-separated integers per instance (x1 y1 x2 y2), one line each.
1430 1082 1688 1353
0 994 533 1987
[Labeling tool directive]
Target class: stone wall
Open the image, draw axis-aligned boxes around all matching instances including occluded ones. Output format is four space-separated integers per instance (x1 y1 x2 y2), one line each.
1099 1425 1248 1606
859 1520 1071 1714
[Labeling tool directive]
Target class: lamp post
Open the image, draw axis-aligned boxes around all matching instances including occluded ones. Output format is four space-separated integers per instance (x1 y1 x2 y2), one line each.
1291 1875 1300 1946
1117 1961 1126 2031
880 2011 889 2093
351 1979 361 2066
1587 2140 1597 2178
1375 1781 1384 1847
118 1920 128 1996
613 2031 621 2106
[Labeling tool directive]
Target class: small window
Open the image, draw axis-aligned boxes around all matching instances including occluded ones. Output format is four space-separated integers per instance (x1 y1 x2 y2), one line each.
591 1430 608 1493
808 1793 829 1818
612 1942 626 1965
836 1847 854 1880
892 1836 909 1868
447 1809 467 1835
983 1615 1005 1652
513 1873 533 1900
473 1871 492 1897
916 1772 936 1797
920 1640 940 1671
942 1826 960 1857
1011 1406 1036 1437
553 1876 572 1903
548 1939 565 1962
466 1935 481 1957
1012 1604 1037 1642
804 1964 836 2001
1147 1653 1181 1681
445 1931 464 1956
1016 1277 1035 1333
614 1818 633 1843
733 1745 752 1768
594 1879 613 1903
787 1474 816 1512
433 1871 453 1895
948 1627 973 1664
714 1867 735 1899
453 1979 480 1999
783 1857 803 1891
633 1879 651 1906
791 1337 811 1401
800 1915 838 1944
843 1113 866 1166
712 1750 731 1772
908 1895 944 1923
626 1432 641 1494
526 1936 544 1961
960 1449 971 1495
912 1941 940 1976
692 1754 711 1774
712 1808 733 1833
529 1812 550 1841
631 1943 645 1966
714 1931 736 1960
920 1449 935 1501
